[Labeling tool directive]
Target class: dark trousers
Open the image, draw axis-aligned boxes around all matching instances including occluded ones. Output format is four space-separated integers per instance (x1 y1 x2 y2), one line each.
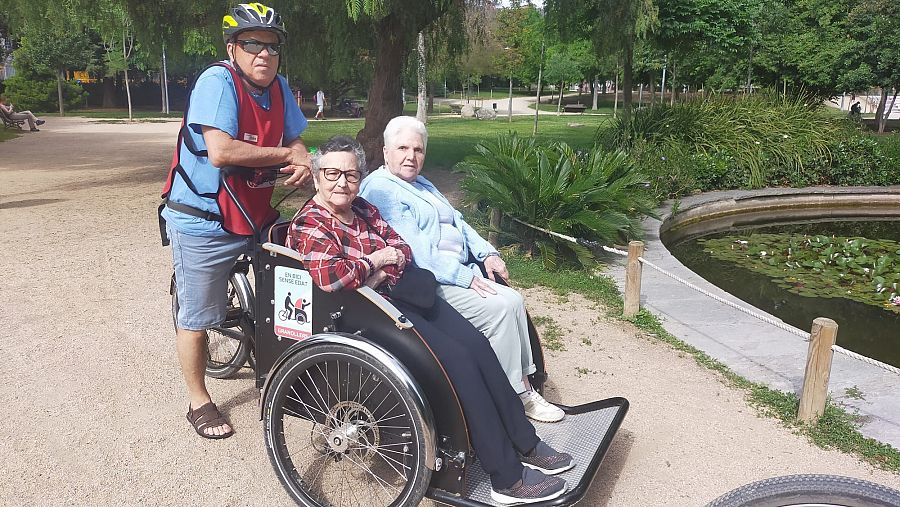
394 298 539 489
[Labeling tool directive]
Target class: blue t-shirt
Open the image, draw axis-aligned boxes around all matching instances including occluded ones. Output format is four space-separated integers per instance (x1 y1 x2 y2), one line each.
162 63 308 237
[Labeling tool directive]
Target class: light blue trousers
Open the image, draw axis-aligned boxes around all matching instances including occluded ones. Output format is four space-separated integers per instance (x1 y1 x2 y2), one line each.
436 281 536 393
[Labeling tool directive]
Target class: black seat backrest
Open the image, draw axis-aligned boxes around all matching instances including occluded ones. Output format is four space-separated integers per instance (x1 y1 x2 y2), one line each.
267 221 291 246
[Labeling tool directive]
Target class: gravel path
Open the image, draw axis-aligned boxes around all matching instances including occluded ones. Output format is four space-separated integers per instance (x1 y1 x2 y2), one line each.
1 117 897 506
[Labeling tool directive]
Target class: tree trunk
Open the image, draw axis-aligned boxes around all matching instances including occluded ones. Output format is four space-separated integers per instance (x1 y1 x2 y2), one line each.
613 65 619 118
415 32 427 124
591 74 598 110
533 43 544 136
746 45 754 94
123 31 133 121
878 88 897 133
102 77 116 108
161 46 170 114
649 79 655 107
357 15 409 170
884 89 898 133
427 83 434 114
556 80 563 115
670 57 676 106
56 69 65 116
875 88 888 133
124 68 133 121
622 43 634 121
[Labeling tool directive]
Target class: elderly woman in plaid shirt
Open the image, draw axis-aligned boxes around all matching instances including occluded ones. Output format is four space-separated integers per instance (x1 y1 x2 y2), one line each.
286 135 574 505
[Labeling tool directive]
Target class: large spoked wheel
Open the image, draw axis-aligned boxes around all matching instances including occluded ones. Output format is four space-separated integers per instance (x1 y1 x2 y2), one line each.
264 343 432 507
171 272 252 379
706 474 900 507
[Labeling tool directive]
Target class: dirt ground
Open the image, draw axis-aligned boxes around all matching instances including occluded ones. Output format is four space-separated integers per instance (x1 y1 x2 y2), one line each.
1 117 897 506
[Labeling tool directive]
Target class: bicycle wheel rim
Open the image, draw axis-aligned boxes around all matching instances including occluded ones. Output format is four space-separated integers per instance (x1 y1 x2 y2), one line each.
266 349 427 507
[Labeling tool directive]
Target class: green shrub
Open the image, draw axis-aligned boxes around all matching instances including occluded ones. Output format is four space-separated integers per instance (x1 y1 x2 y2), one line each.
2 75 84 113
629 139 747 200
599 92 837 188
628 141 697 200
457 134 657 268
874 133 900 165
827 136 898 186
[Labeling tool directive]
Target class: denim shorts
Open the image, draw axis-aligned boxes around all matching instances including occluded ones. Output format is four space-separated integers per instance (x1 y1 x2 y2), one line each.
168 225 252 331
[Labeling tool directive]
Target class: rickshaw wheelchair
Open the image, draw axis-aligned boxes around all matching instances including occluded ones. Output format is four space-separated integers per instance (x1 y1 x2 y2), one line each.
168 167 629 506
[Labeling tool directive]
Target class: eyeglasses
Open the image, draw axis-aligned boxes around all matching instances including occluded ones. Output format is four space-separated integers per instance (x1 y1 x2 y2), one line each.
321 168 362 183
236 39 282 56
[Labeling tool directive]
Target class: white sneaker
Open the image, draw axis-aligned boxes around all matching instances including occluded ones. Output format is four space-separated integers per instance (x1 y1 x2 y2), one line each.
520 390 564 422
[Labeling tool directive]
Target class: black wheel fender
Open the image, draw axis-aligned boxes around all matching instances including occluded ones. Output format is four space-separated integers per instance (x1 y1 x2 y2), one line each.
259 332 438 471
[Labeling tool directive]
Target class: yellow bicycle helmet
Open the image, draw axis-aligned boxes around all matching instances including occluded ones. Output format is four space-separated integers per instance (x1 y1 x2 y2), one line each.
222 3 286 43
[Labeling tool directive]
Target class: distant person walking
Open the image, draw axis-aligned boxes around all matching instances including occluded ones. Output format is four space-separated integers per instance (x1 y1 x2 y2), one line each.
315 89 325 120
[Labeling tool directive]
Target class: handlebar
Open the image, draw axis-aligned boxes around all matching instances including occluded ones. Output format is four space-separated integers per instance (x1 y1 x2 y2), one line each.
220 164 288 177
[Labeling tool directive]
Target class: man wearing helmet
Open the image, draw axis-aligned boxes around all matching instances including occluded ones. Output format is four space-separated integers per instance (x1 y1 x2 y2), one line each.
160 3 310 439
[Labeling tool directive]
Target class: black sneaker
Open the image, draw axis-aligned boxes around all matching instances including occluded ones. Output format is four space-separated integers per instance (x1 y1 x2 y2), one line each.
30 128 39 132
520 441 574 474
35 119 45 126
491 467 566 505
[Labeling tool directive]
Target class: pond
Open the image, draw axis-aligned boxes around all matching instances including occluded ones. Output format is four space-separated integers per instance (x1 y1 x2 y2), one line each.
664 219 900 369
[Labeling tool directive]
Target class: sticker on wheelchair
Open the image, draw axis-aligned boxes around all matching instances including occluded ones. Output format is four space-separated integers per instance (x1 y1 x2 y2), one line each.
274 266 313 341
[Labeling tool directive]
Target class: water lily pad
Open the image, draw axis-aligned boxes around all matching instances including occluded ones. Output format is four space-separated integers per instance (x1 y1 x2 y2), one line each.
701 233 900 314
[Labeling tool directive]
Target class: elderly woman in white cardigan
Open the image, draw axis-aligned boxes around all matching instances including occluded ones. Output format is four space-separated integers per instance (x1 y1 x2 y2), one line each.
359 116 564 422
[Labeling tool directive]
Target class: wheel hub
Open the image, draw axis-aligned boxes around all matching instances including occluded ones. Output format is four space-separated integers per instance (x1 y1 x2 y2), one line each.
321 401 379 458
327 423 358 453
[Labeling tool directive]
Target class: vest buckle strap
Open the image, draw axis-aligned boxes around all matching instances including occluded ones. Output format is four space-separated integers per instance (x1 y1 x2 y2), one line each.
165 200 224 223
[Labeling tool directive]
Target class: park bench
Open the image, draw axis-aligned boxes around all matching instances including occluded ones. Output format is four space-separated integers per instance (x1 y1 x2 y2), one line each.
449 104 463 115
0 108 25 129
563 103 587 114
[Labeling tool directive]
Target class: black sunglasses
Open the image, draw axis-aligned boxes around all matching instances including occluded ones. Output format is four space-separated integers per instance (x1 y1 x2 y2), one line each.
236 39 282 56
321 168 362 183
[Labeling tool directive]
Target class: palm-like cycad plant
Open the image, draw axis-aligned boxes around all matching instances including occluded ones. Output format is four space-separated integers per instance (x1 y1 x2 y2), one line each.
458 134 657 268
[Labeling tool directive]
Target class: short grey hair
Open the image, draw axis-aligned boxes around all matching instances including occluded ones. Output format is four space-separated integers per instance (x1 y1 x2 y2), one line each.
311 135 368 177
383 116 428 151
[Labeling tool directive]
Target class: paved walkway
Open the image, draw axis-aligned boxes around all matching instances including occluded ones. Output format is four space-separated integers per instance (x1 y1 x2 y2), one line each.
432 93 604 117
605 187 900 450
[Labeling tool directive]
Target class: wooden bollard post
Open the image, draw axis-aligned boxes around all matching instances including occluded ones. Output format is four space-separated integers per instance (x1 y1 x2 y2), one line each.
798 317 839 423
623 241 644 318
488 208 502 246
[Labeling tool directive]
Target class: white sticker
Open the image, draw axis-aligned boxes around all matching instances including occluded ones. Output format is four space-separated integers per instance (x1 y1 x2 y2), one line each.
274 266 313 341
243 132 259 142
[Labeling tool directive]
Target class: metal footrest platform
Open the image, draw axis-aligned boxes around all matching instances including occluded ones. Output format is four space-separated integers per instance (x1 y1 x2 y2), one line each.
428 397 629 507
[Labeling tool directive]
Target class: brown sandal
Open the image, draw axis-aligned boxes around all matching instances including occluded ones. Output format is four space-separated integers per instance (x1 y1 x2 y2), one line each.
186 402 234 439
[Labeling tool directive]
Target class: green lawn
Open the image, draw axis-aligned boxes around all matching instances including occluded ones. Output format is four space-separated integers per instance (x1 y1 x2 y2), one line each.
530 94 618 115
531 103 615 115
0 128 22 142
300 114 611 170
401 102 470 115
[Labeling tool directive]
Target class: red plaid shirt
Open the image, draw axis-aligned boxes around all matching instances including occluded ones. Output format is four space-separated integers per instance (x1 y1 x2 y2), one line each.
286 197 413 292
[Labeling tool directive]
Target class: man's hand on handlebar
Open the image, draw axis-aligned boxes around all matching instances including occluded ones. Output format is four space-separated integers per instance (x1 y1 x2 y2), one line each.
281 164 311 187
280 145 313 187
